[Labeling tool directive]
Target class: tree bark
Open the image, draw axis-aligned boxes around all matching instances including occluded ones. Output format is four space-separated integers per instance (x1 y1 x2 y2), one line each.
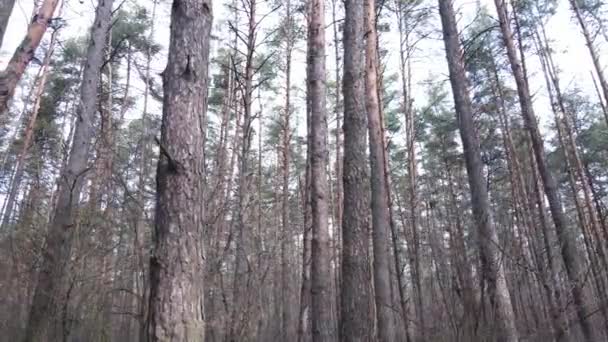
0 0 61 116
22 0 113 340
308 0 336 339
364 0 396 340
438 1 518 341
339 0 373 340
146 0 212 341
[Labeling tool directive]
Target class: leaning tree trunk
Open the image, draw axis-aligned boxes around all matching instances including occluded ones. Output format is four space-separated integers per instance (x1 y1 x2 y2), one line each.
308 0 336 339
339 0 373 340
0 0 61 116
0 26 58 232
0 0 15 50
438 1 519 341
22 0 114 340
569 0 608 126
493 1 597 340
146 0 212 341
364 0 396 340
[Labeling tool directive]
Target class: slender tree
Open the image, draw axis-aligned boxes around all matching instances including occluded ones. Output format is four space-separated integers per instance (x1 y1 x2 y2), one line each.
492 1 597 340
308 0 335 339
365 0 396 340
438 1 518 341
22 0 114 340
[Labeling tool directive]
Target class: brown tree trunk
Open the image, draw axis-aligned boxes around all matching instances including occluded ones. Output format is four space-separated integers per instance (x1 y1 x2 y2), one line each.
330 0 343 320
308 0 336 339
339 0 373 340
298 149 313 342
0 0 61 116
364 0 396 340
493 1 596 340
146 0 212 340
22 0 114 340
438 1 518 341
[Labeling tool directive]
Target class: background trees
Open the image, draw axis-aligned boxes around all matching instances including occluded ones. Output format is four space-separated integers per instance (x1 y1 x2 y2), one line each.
0 0 607 341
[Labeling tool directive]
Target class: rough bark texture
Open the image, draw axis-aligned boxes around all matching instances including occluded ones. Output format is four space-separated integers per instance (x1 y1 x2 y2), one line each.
308 0 336 339
339 0 373 340
0 0 15 50
0 0 61 116
364 0 396 341
438 1 519 341
493 1 597 341
146 0 212 341
22 0 114 340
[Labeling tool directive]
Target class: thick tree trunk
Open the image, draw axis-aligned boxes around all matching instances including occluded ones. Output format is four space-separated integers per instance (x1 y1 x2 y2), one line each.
146 0 212 341
22 0 114 340
364 0 396 340
308 0 336 339
0 0 61 116
339 0 373 340
493 1 597 340
438 1 518 341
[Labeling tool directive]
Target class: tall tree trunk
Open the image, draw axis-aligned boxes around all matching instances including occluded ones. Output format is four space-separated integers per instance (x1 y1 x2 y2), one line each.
0 0 61 116
89 30 114 211
146 0 212 340
281 1 294 338
493 1 597 340
308 0 335 339
330 0 343 320
22 0 114 340
364 0 396 340
230 0 257 338
339 0 373 340
438 1 518 341
395 4 424 339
